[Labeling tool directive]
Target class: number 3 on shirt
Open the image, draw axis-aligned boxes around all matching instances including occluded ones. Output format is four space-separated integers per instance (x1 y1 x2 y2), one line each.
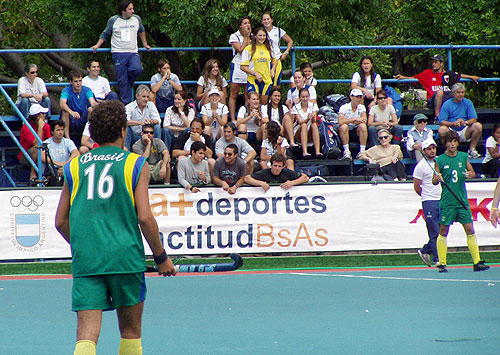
84 163 114 200
451 169 458 183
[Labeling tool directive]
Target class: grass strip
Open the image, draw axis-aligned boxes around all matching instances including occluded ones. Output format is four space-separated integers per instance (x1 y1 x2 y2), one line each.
1 251 499 276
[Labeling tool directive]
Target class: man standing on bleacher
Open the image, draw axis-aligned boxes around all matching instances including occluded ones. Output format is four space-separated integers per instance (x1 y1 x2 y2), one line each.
437 83 483 159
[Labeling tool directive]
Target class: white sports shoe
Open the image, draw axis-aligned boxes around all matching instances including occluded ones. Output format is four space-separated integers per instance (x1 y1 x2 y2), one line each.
340 150 352 160
468 149 481 159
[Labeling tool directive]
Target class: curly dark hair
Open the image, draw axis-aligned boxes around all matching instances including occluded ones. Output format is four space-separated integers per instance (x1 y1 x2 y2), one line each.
442 129 460 144
89 101 127 145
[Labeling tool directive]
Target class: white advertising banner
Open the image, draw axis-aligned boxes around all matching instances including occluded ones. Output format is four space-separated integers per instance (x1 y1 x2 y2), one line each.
1 182 499 260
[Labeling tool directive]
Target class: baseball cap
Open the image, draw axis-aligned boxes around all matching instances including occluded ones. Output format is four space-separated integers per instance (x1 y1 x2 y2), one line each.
208 87 220 96
350 88 363 97
413 113 427 123
430 54 444 62
28 104 49 116
422 139 437 149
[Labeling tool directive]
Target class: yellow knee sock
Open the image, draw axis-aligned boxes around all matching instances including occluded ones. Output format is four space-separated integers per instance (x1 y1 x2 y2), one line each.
119 338 142 355
467 234 481 264
74 340 96 355
437 234 447 265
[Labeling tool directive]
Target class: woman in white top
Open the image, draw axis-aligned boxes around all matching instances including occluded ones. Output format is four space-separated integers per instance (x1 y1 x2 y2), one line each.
163 90 195 138
201 87 228 141
236 91 268 142
291 88 321 158
261 11 293 88
351 56 392 109
264 87 292 132
367 89 402 147
228 16 252 121
260 121 294 170
196 59 228 107
290 62 317 88
286 70 317 110
482 122 500 177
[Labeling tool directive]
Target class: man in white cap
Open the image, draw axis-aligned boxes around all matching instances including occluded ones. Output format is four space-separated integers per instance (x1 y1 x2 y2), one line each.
406 113 433 162
18 104 52 184
337 88 368 160
413 138 441 267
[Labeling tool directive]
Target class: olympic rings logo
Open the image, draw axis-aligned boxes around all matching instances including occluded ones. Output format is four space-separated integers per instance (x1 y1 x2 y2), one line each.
10 195 45 212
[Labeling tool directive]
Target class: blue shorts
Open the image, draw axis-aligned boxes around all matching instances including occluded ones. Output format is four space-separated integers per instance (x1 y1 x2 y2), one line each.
247 81 272 96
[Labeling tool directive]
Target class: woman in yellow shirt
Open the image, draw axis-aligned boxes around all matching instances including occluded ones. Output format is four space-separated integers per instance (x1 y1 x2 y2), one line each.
240 26 277 105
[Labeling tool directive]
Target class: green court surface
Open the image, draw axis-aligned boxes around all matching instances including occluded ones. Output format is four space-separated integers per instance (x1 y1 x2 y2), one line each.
1 266 499 354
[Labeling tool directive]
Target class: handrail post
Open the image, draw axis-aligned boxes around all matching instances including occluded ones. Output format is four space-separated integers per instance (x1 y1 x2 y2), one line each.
447 43 453 71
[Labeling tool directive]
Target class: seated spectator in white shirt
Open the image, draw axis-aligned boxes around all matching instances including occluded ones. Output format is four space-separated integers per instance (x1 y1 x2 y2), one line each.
15 63 51 118
41 120 79 176
82 59 119 102
260 121 293 170
338 88 368 160
124 84 161 150
406 113 433 162
201 87 228 141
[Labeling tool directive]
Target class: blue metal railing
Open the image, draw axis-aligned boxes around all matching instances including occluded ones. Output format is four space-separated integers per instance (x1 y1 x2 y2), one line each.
1 44 499 185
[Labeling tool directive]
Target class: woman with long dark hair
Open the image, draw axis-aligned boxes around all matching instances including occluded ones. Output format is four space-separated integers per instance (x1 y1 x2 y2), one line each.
196 59 228 107
240 26 277 104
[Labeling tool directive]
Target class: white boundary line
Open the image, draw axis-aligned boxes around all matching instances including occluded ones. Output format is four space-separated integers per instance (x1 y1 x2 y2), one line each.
290 272 500 283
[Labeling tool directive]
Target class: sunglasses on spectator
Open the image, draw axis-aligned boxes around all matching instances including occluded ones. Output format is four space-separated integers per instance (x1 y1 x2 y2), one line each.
224 152 234 156
30 71 38 74
378 135 390 140
143 130 154 134
417 119 426 124
377 96 388 100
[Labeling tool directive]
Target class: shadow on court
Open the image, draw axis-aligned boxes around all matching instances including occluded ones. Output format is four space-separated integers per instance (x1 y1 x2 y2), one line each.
1 266 499 354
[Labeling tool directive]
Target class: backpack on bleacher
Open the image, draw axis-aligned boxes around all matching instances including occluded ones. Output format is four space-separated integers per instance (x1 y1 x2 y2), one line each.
322 94 349 113
384 85 403 119
317 117 341 159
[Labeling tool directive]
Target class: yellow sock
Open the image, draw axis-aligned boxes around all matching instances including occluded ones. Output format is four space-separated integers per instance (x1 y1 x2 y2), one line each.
437 234 447 265
74 340 96 355
467 234 481 264
119 338 142 355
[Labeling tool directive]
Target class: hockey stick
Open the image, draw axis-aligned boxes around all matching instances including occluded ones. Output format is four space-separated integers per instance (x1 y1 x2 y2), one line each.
146 253 243 273
422 155 468 210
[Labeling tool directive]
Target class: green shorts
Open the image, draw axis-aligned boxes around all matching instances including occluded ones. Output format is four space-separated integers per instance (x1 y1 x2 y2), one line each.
439 205 473 226
72 272 146 312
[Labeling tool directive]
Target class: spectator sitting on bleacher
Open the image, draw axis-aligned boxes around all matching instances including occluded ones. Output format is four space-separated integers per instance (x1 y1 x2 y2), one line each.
215 122 257 175
289 62 317 89
196 59 228 107
406 113 433 162
201 87 228 141
124 84 161 150
41 120 79 177
437 83 482 159
177 141 211 193
163 90 196 150
260 121 294 170
82 59 119 102
244 153 309 192
79 122 98 154
338 88 368 160
367 89 403 147
60 70 98 140
358 129 406 181
212 144 247 195
291 88 322 159
286 69 317 110
15 63 51 118
482 122 500 178
172 118 214 161
18 104 52 183
236 91 268 142
132 123 171 184
150 59 183 114
395 54 480 120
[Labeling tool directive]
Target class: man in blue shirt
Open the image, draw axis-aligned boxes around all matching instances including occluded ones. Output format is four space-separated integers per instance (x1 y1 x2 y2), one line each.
437 83 483 159
60 70 98 140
